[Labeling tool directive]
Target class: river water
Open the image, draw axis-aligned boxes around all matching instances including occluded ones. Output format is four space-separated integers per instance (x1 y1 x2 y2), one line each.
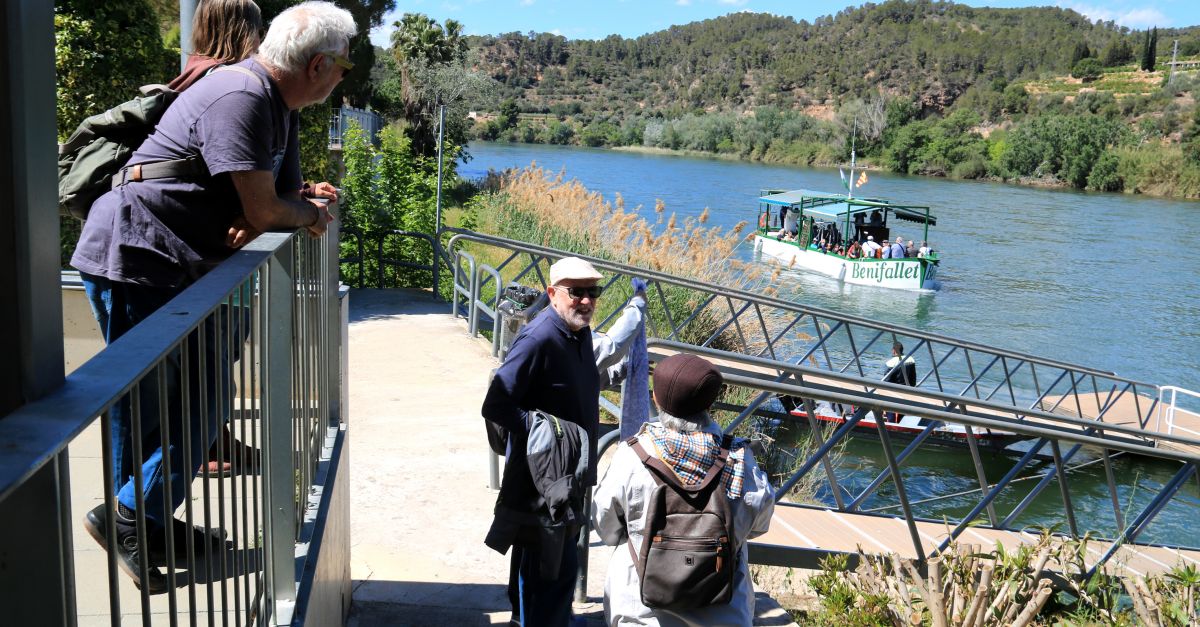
461 141 1200 547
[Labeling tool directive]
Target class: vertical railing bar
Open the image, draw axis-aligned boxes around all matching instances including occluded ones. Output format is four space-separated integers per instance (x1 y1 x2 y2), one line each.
1002 357 1021 406
128 384 153 623
957 353 1000 401
1102 449 1125 534
924 342 945 392
217 295 232 626
936 439 1049 554
774 408 869 499
847 417 943 511
652 281 676 339
963 350 981 399
233 281 249 626
157 362 180 623
1050 441 1079 537
961 421 999 525
1068 370 1087 422
810 317 836 372
840 325 870 378
872 408 926 564
760 313 804 360
99 409 123 626
671 293 719 343
180 338 198 627
1000 440 1086 529
1088 463 1196 577
249 274 263 623
798 396 845 510
198 317 216 627
751 303 778 361
720 296 751 350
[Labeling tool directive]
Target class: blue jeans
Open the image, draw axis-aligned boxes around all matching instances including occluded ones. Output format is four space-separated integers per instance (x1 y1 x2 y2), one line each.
513 540 578 626
82 273 232 527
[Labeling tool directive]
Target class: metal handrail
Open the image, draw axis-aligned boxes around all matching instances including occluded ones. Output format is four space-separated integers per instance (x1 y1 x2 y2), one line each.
0 226 344 624
1157 386 1200 438
377 229 437 289
443 228 1148 383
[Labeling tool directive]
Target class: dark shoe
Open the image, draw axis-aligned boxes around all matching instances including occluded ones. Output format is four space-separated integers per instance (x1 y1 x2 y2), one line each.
152 515 231 564
83 504 169 594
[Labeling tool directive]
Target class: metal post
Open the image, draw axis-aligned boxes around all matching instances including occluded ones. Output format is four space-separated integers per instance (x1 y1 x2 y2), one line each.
180 0 197 70
433 103 446 296
263 240 298 624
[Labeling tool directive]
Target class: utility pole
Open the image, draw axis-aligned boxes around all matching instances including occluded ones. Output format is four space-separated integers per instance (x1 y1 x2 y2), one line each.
1169 39 1180 87
433 103 446 295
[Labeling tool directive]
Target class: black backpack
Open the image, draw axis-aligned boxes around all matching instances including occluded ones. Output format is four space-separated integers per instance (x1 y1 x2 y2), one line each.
627 434 736 611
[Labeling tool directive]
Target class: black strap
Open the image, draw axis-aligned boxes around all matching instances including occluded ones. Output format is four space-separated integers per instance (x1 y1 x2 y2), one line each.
112 156 208 189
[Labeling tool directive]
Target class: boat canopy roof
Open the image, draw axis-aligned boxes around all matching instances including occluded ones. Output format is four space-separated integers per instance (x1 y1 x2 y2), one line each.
759 189 937 226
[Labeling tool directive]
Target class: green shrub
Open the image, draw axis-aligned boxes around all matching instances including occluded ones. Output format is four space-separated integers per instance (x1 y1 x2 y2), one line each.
1086 150 1124 191
56 0 170 141
1071 57 1103 82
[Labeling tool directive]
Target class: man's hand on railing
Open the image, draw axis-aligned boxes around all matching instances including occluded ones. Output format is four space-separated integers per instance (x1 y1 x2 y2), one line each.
305 199 336 237
302 181 339 204
227 215 262 249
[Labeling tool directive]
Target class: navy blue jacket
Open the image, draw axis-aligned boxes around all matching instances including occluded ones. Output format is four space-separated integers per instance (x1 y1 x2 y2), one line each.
483 305 601 485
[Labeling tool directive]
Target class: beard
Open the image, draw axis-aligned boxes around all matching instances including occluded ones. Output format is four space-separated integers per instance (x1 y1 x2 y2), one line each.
555 302 594 330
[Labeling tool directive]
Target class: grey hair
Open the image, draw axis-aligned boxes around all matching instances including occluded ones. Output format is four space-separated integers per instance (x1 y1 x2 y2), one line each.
658 410 713 433
258 1 357 75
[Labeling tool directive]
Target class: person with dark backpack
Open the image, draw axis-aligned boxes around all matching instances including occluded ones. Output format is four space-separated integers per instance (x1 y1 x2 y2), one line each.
593 354 775 625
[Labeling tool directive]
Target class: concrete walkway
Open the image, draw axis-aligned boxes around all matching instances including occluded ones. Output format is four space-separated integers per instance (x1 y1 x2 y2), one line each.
345 289 796 626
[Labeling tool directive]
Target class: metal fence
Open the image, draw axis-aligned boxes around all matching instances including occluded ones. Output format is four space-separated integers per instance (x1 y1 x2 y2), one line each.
442 229 1165 434
328 107 383 149
0 225 344 626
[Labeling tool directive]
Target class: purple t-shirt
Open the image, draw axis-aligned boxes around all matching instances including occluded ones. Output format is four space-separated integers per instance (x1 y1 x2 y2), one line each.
72 58 302 288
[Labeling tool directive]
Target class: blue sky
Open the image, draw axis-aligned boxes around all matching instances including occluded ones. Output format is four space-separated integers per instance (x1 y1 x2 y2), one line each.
369 1 1199 47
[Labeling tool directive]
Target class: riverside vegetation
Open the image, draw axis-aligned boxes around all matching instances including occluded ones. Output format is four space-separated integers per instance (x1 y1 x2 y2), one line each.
453 1 1200 199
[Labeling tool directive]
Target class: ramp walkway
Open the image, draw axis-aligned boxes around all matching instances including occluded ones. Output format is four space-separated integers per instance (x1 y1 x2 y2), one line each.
431 229 1200 585
344 288 796 626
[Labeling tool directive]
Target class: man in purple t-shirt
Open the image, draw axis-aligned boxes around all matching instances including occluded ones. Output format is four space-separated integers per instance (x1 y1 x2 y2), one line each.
73 2 356 593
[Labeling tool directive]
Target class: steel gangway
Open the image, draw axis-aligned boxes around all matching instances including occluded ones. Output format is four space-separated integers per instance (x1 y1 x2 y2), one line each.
430 228 1200 580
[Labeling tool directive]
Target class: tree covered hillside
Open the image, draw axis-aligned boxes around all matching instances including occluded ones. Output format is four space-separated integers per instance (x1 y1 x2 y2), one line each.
470 0 1197 114
456 0 1200 198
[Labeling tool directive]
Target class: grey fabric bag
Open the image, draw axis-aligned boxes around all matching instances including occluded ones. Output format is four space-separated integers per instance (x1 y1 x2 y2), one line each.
627 435 735 611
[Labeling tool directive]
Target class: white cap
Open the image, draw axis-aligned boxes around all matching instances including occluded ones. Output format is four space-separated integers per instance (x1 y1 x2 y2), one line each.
550 257 603 285
867 235 874 241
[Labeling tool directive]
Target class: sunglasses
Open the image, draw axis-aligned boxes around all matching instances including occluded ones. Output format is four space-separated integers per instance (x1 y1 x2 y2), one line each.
554 284 604 299
326 51 354 75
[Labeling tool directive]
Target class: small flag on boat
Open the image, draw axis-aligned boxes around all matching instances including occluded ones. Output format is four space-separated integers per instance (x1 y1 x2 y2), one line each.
839 168 849 190
857 171 869 187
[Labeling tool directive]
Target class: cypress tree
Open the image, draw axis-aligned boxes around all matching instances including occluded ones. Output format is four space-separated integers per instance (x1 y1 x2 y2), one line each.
1149 27 1158 70
1141 30 1152 70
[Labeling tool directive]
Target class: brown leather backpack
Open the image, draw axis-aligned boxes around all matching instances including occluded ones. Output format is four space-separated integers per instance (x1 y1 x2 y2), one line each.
627 434 736 610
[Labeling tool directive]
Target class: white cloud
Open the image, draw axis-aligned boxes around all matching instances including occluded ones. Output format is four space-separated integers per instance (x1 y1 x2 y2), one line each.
1056 2 1170 28
520 0 535 5
676 0 692 5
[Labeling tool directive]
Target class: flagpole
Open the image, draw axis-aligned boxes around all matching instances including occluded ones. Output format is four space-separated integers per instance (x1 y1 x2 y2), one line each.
848 118 857 200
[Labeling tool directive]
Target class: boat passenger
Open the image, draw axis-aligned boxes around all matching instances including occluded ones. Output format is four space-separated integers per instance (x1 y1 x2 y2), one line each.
906 240 916 257
775 207 798 241
853 212 865 241
881 242 892 259
891 237 906 259
868 209 883 226
847 241 862 259
917 241 929 257
884 342 918 387
862 235 881 257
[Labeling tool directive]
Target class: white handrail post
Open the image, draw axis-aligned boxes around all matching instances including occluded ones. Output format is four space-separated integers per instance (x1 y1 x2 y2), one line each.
263 238 297 624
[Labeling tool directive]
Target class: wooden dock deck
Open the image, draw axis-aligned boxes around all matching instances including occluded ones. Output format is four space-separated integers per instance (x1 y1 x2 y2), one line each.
753 503 1200 579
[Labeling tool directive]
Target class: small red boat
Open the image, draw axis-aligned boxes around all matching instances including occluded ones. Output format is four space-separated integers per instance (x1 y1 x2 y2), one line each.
785 400 1031 453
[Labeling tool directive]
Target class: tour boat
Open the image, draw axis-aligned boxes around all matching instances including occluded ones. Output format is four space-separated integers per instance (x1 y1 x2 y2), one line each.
783 400 1030 453
753 188 942 291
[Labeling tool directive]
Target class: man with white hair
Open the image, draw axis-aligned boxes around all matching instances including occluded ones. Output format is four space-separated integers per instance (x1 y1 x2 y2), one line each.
862 234 882 257
73 1 356 593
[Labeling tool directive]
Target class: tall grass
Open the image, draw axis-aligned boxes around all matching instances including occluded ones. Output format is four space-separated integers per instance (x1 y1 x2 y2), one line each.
471 166 761 350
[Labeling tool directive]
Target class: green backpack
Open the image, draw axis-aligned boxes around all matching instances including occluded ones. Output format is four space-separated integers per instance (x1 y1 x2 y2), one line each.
57 84 192 220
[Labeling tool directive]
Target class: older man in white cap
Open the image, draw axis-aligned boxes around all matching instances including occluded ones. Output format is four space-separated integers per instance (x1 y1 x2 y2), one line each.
483 256 629 627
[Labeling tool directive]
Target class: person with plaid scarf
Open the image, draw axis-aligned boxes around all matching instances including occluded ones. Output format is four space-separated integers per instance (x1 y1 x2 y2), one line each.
592 354 775 626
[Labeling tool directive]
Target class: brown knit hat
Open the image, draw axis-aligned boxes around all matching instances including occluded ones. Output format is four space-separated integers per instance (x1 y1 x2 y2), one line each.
652 354 723 417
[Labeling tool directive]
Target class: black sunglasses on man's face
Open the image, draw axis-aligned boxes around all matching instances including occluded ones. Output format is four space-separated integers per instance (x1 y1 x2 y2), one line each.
554 284 604 299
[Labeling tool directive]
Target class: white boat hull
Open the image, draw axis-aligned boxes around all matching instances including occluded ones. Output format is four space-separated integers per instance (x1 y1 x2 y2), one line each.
754 234 938 290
